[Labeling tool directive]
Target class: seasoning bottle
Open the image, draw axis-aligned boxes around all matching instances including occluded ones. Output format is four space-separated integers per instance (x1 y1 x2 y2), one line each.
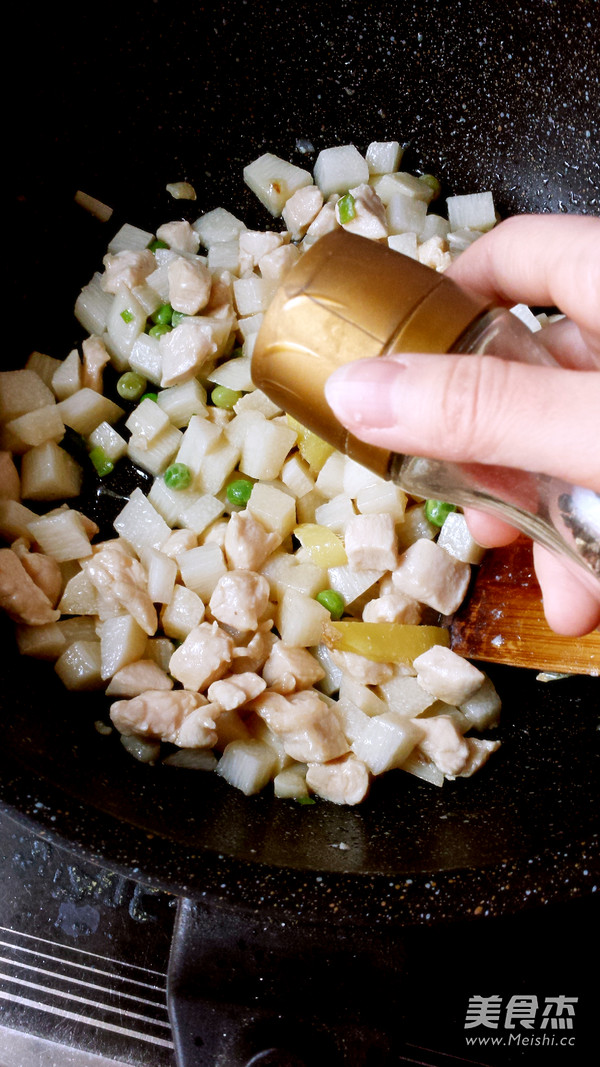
252 228 599 590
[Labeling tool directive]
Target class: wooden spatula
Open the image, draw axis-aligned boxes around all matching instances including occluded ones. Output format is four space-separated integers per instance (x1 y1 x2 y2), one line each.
450 536 600 675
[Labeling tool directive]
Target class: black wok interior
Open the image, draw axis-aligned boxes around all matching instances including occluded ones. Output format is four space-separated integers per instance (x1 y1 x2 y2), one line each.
5 1 599 922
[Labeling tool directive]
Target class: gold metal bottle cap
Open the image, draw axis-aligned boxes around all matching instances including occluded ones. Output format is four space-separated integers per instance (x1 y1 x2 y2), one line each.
252 228 491 477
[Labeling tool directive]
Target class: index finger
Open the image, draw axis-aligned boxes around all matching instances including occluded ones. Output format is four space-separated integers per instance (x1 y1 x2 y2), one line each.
446 214 600 344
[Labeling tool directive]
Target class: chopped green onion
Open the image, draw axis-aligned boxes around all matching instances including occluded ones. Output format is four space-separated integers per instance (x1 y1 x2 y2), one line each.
116 371 147 400
316 589 345 620
211 385 243 409
140 391 158 403
164 462 192 490
151 303 173 326
89 446 114 478
171 311 188 327
226 478 254 506
148 238 169 252
420 174 441 200
337 192 356 225
120 308 134 324
296 795 316 806
425 499 457 527
148 323 172 339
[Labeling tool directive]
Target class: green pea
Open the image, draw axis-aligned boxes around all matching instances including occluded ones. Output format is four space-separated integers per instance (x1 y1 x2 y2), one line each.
420 174 441 200
425 499 457 527
148 238 169 252
226 478 254 506
164 463 192 491
116 371 147 400
316 589 345 620
89 446 114 478
151 303 173 325
336 192 356 225
211 385 243 409
148 323 172 339
171 311 188 327
140 391 158 403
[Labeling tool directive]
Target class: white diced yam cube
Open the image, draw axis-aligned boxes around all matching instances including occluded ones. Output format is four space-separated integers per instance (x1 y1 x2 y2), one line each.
127 424 183 476
16 621 67 660
247 482 296 539
396 504 438 551
58 388 123 436
338 675 387 716
356 481 407 521
335 696 371 742
160 584 205 640
107 222 155 254
459 674 502 730
178 494 226 537
144 548 178 604
195 441 240 496
274 763 309 799
313 145 369 198
88 421 128 463
105 287 147 370
421 214 451 241
0 369 54 421
54 639 103 690
2 406 65 453
132 281 163 317
373 171 433 204
315 452 347 498
27 509 93 561
125 397 170 444
98 613 148 680
342 457 380 497
282 186 324 238
386 194 428 236
176 414 222 477
314 493 355 535
436 511 486 564
280 455 315 499
208 239 242 274
145 636 177 672
387 232 419 259
446 227 482 254
0 500 39 542
276 588 330 646
326 564 383 609
159 320 217 388
58 568 98 615
413 645 485 706
157 379 208 426
113 488 171 556
366 140 402 175
243 153 313 215
20 441 83 500
207 354 254 392
400 750 445 787
51 350 83 401
193 207 247 247
237 312 264 341
217 738 279 795
232 276 271 317
446 191 496 232
377 673 436 716
311 643 344 696
240 419 297 482
392 539 471 614
129 333 163 385
352 711 423 774
75 273 113 334
344 513 397 571
261 552 326 601
178 542 227 600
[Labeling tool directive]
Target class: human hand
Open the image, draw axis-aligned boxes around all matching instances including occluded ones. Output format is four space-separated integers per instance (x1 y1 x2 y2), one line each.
324 214 600 636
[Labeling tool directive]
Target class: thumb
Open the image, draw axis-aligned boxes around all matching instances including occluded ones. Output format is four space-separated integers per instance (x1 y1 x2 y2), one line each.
324 353 600 491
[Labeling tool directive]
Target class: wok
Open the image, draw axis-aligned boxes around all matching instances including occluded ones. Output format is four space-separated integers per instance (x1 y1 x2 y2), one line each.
5 2 599 1064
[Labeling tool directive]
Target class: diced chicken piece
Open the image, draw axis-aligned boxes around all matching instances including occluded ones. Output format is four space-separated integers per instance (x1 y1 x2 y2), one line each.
224 510 281 570
411 714 470 777
0 547 60 625
238 230 286 272
209 570 270 632
305 201 339 239
11 540 62 607
156 220 201 254
336 183 388 239
167 257 212 315
282 186 324 239
261 642 325 693
413 645 485 706
84 542 157 636
106 659 174 697
160 529 198 558
101 249 156 294
0 452 20 500
208 671 267 710
456 737 501 778
81 335 111 392
417 235 452 272
110 689 219 747
362 592 421 625
169 621 234 690
257 244 300 283
330 648 395 685
159 320 217 387
344 513 397 572
392 539 471 615
306 754 370 805
251 688 349 763
231 628 278 673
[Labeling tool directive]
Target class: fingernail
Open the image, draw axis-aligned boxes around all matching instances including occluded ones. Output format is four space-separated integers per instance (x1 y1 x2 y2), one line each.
325 358 405 429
